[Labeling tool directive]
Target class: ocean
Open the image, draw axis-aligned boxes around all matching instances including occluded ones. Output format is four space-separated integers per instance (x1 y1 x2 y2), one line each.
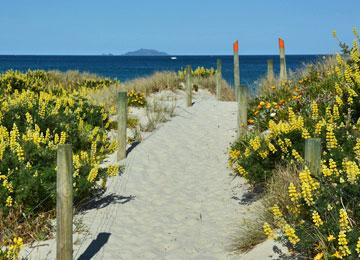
0 55 324 88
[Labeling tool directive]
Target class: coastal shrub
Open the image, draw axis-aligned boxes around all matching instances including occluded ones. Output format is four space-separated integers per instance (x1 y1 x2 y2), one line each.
0 70 121 259
229 30 360 258
127 89 146 107
0 70 117 97
177 66 216 80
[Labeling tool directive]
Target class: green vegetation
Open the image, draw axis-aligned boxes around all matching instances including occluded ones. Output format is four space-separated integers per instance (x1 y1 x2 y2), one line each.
229 30 360 258
0 69 147 258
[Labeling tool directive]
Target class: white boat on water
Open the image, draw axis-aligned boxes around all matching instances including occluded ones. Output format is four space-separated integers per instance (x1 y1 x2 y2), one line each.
170 56 177 60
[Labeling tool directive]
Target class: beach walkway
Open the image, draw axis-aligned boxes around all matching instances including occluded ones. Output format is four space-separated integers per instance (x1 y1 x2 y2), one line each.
23 91 277 259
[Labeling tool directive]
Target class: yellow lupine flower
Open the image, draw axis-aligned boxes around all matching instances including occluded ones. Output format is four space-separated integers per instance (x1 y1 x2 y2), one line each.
328 234 336 242
302 128 311 139
326 124 338 149
249 136 261 151
45 128 51 141
338 230 351 257
267 142 277 154
344 66 352 83
229 149 240 161
329 159 339 176
87 166 99 183
244 147 251 158
339 208 350 232
259 150 269 159
313 252 324 260
10 123 20 151
263 222 275 239
333 105 340 120
354 139 360 158
236 164 247 177
288 107 296 122
332 251 342 259
91 141 97 163
6 196 13 207
54 133 59 144
277 139 288 153
271 204 283 218
292 149 304 163
15 143 25 161
288 183 300 202
25 112 33 124
299 168 319 206
347 87 358 97
59 131 67 144
321 162 332 177
284 138 292 147
311 101 318 119
107 165 119 177
335 96 343 107
356 237 360 256
343 160 360 184
6 237 23 259
314 120 325 135
312 211 324 227
283 224 300 245
335 83 343 95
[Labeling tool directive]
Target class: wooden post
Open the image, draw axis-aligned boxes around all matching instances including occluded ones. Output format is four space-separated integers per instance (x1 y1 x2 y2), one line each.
237 86 248 137
279 38 287 81
117 91 127 160
233 40 247 137
304 138 321 176
57 144 73 260
267 59 274 82
186 65 192 107
216 58 222 100
233 40 240 101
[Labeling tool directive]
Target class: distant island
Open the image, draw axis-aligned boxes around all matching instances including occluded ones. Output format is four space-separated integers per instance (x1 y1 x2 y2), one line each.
123 48 169 56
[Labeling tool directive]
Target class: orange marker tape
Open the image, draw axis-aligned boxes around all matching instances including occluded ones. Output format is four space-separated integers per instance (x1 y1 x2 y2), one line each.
233 40 239 53
279 38 285 49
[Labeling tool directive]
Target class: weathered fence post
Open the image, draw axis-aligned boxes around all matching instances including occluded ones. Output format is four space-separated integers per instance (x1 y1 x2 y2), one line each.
57 144 73 260
117 91 127 160
186 65 192 107
279 38 287 81
233 40 247 137
233 40 240 101
216 58 222 100
304 138 321 176
267 59 274 82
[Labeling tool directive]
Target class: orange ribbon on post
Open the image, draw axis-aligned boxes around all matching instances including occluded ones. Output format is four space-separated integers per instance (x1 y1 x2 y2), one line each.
233 40 239 53
278 38 285 49
279 37 287 81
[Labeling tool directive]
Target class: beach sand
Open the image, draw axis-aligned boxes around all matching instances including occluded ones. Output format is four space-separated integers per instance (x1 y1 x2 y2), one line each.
21 90 284 259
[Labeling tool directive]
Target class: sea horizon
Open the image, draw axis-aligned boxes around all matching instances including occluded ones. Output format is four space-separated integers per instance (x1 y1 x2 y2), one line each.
0 54 326 88
0 53 330 56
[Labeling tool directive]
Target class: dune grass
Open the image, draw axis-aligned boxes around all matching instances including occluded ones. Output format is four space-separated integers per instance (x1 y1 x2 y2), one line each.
89 70 235 109
230 164 298 254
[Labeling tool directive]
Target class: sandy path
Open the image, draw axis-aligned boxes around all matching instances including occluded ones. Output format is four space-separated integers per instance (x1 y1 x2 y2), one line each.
22 91 273 259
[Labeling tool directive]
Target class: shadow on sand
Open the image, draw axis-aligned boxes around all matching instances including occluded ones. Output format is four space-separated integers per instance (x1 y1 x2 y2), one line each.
77 232 111 260
126 141 141 157
78 194 135 212
232 185 264 205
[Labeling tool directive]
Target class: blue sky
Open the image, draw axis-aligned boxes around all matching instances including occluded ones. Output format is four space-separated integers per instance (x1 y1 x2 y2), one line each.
0 0 359 55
